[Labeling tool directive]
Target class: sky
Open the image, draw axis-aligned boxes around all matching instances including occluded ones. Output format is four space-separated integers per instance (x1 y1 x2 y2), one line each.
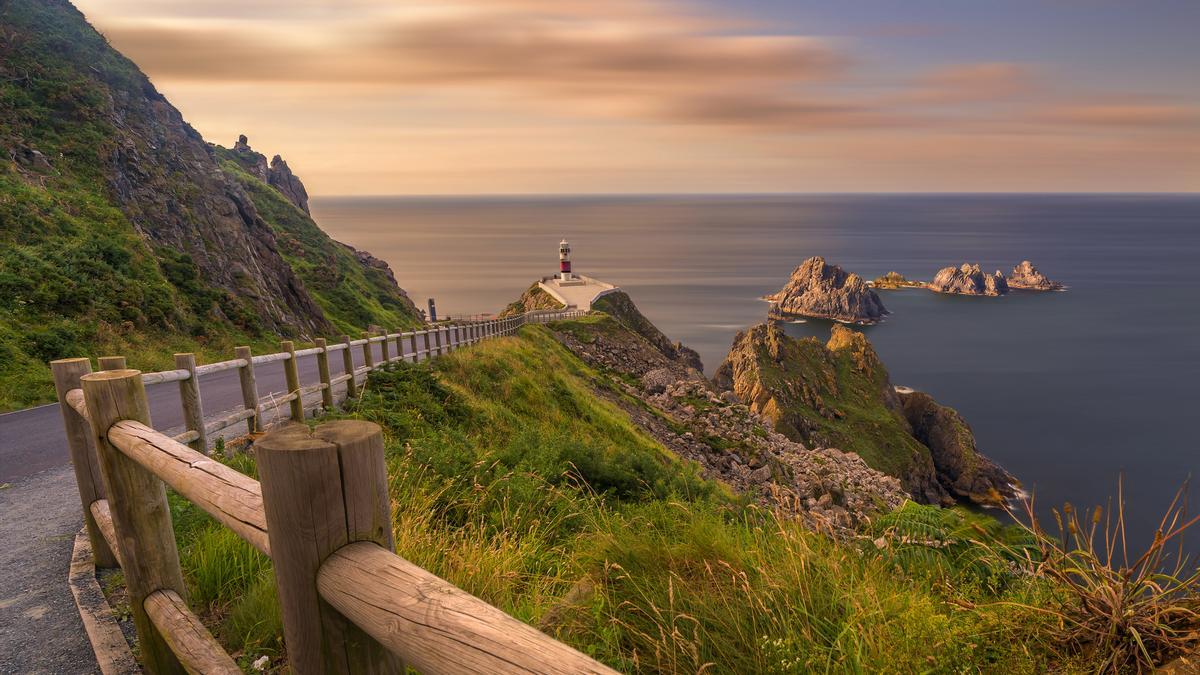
74 0 1200 195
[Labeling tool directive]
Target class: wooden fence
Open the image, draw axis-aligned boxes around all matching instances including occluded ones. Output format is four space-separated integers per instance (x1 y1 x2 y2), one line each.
52 309 616 674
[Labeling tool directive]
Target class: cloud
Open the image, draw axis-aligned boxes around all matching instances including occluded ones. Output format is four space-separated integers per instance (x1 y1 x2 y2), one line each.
907 62 1035 103
1036 101 1199 128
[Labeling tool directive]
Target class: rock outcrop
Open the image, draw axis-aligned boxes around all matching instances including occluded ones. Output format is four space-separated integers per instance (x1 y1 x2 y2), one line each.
500 284 566 317
898 392 1017 506
1007 260 1064 291
766 257 888 324
871 272 922 289
590 291 704 372
267 155 310 215
545 304 905 528
713 322 1016 507
928 264 1009 296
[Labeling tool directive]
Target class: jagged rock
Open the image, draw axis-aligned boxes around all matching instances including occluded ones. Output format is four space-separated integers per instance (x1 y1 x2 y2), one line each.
268 155 310 214
231 134 269 181
337 242 404 289
765 257 888 324
899 391 1018 506
1007 260 1064 291
928 264 1009 296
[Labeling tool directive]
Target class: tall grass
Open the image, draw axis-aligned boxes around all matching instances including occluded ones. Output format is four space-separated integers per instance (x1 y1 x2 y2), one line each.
169 326 1195 672
1009 482 1200 672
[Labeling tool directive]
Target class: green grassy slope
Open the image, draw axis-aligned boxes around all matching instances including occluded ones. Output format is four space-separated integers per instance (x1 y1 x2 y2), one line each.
215 152 421 335
0 0 421 410
171 322 1083 673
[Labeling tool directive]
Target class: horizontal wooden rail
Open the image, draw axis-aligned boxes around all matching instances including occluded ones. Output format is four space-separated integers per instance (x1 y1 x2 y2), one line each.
141 369 190 385
194 359 246 377
203 408 256 437
106 420 270 555
318 542 618 675
251 352 291 366
294 346 324 358
89 499 122 568
144 590 240 674
65 387 89 421
173 430 200 445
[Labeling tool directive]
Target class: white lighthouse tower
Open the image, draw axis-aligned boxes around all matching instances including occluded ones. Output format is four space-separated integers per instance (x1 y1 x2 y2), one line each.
558 239 573 281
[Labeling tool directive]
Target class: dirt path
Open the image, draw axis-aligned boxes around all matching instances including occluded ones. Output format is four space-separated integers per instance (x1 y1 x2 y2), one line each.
0 465 100 674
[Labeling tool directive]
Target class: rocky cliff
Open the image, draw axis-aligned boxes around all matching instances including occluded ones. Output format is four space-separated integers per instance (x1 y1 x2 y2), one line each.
0 0 419 407
590 291 704 372
766 257 888 324
712 322 1017 506
928 264 1009 296
1007 260 1064 291
540 296 905 526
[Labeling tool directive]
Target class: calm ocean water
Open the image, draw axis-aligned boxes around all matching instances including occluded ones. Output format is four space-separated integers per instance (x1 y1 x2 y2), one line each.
312 194 1200 549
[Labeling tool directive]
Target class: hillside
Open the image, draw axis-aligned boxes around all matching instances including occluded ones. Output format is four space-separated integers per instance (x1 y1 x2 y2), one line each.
0 0 420 409
165 305 1144 673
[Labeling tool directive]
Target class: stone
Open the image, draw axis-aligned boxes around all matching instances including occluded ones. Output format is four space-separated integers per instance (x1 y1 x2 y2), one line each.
928 263 1009 296
1007 260 1064 291
765 257 888 324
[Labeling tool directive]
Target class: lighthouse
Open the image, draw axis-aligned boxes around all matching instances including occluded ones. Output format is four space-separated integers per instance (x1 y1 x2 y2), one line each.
559 239 572 281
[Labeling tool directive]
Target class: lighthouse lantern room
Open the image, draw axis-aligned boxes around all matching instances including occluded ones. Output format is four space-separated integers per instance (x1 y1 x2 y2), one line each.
559 239 573 281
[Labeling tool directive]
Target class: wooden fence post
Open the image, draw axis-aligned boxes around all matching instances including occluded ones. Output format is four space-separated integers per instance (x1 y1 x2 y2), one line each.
435 326 445 356
409 332 420 364
361 331 375 371
379 331 390 363
98 356 126 370
340 335 358 398
281 341 304 422
256 421 397 674
174 353 207 454
81 369 187 675
422 330 432 362
235 346 260 434
51 358 118 569
315 338 334 410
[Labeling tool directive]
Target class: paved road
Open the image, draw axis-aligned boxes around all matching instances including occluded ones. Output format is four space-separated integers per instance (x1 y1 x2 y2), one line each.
0 336 436 670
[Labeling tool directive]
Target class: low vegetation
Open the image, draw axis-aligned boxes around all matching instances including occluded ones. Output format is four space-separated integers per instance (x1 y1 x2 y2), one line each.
163 321 1198 673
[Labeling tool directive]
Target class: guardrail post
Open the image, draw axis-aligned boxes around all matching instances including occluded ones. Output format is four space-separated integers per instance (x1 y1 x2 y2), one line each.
409 332 420 363
315 338 334 410
81 369 187 675
282 341 304 422
434 326 444 356
379 330 390 363
235 346 261 434
391 329 402 362
51 358 118 569
98 356 126 370
174 353 207 454
340 335 358 398
361 331 375 371
257 421 397 674
422 330 432 362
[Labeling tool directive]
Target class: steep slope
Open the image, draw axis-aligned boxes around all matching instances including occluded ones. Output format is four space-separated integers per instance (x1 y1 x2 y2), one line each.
215 140 419 335
713 322 1017 506
0 0 420 408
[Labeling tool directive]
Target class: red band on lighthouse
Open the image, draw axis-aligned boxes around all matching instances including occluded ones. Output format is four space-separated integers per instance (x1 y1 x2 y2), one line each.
561 261 571 273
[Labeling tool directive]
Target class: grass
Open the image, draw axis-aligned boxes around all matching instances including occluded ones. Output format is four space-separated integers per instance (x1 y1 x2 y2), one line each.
0 0 422 411
166 322 1148 673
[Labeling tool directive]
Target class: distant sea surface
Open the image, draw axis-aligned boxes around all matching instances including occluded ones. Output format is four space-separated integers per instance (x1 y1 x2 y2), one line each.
312 194 1200 548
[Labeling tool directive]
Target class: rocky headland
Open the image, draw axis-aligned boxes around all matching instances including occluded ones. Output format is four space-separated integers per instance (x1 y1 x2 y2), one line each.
545 304 905 528
765 257 888 324
1007 260 1065 291
711 322 1017 507
928 263 1009 296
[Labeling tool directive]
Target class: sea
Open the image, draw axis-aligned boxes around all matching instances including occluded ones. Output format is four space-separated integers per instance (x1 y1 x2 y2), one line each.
312 193 1200 553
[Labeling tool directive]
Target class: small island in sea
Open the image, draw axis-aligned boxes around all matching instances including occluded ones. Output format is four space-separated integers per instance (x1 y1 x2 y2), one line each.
764 256 888 324
1008 260 1066 291
928 263 1010 296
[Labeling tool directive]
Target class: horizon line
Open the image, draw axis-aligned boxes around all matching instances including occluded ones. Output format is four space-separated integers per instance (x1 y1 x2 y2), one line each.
310 191 1200 200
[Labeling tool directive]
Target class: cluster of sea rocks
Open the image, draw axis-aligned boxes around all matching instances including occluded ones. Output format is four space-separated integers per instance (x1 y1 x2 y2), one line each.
766 256 1064 323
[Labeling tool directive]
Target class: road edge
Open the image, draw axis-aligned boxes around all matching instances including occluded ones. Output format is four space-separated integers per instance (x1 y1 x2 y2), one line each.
68 528 140 674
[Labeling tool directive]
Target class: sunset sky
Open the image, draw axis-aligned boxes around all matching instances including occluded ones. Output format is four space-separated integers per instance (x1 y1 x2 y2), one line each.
74 0 1199 195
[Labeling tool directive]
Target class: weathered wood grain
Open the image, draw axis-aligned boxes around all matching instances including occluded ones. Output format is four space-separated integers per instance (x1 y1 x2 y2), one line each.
144 590 241 675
